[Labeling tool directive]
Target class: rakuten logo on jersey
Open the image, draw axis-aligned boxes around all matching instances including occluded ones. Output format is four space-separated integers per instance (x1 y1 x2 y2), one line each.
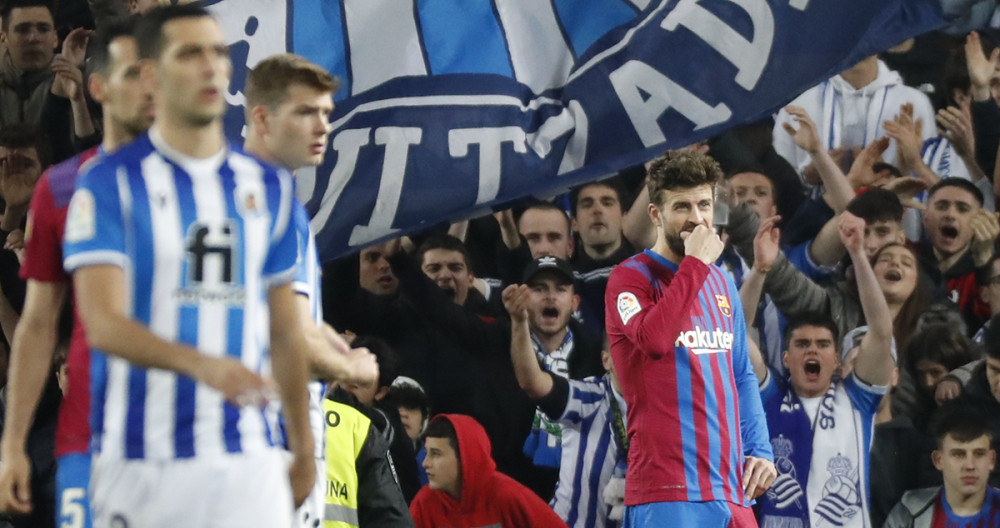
674 326 734 354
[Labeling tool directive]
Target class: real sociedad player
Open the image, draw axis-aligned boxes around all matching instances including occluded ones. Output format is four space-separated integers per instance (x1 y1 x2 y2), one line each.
605 150 776 528
0 17 153 528
243 53 379 528
62 6 314 527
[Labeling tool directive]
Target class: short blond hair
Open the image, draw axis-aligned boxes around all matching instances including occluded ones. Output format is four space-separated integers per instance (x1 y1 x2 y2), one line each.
244 54 339 119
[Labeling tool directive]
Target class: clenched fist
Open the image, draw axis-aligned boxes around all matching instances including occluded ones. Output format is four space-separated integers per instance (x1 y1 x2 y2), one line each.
682 224 724 265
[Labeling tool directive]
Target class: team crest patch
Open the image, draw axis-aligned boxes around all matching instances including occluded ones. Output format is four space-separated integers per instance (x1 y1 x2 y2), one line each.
64 189 96 243
715 294 731 317
617 292 641 325
235 185 264 217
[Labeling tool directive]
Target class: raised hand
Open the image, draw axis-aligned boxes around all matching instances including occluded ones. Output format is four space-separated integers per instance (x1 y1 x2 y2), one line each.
883 103 923 174
61 27 93 67
501 284 530 323
753 215 781 271
838 211 866 256
682 224 724 265
781 105 821 154
965 31 999 101
883 177 928 210
969 209 1000 263
845 137 890 189
936 103 975 160
50 55 84 100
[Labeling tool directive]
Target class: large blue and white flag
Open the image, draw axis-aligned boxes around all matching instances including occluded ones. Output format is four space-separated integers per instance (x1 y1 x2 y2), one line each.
206 0 947 262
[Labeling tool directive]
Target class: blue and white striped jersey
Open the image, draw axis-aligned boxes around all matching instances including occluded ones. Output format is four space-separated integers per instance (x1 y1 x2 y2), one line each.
291 200 327 460
549 375 623 528
63 129 298 461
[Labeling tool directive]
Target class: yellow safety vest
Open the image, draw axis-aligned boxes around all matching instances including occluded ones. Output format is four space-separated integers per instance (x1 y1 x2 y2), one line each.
322 399 371 528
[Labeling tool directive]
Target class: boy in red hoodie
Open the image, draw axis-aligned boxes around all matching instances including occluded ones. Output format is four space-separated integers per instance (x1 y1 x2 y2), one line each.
410 414 568 528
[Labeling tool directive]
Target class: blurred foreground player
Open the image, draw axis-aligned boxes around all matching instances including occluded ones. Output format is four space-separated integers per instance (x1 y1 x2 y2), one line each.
63 6 313 526
0 17 153 528
244 52 379 528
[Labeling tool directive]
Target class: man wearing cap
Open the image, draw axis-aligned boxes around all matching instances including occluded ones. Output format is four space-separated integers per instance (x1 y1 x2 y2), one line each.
502 256 603 497
503 259 623 528
518 257 602 381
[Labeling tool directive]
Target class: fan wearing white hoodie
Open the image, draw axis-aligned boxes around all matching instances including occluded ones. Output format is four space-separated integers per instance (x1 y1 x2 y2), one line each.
773 56 935 188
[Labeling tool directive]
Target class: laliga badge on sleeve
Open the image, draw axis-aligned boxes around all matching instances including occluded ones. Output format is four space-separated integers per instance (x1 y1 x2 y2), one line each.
64 189 96 243
617 292 641 324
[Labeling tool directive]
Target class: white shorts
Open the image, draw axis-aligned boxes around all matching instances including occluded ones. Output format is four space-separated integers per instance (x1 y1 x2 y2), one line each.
91 449 293 528
294 458 326 528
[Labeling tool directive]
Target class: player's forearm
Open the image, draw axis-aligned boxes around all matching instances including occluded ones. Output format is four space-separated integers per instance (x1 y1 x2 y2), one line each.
270 286 314 459
297 297 352 382
0 310 60 455
305 336 352 383
510 318 552 398
737 373 774 460
83 310 208 378
74 266 211 378
270 330 313 458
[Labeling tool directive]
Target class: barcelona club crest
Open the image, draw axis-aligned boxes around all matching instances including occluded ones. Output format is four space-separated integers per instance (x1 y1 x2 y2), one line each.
715 294 732 317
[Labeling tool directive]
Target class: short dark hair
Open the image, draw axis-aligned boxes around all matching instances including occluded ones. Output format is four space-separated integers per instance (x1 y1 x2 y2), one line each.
871 162 903 179
85 16 138 78
726 166 776 195
983 314 1000 361
516 201 571 234
424 415 460 457
725 163 768 180
569 180 625 217
903 325 973 380
645 149 722 207
932 404 993 448
388 384 430 417
417 234 471 269
927 178 985 208
1 0 53 32
0 124 51 169
350 335 398 389
135 4 213 60
846 187 904 225
784 313 840 350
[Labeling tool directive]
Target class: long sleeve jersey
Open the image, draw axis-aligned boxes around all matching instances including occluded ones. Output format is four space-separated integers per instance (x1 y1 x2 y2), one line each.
605 250 772 507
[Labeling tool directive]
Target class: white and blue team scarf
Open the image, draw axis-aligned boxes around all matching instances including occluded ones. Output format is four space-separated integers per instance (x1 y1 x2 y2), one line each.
524 330 574 468
760 377 877 528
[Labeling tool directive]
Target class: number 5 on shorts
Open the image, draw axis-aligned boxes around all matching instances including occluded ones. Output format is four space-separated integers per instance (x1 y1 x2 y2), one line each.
60 487 88 528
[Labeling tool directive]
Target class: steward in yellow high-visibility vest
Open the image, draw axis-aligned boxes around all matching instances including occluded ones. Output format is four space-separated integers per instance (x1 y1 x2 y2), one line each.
323 387 414 528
